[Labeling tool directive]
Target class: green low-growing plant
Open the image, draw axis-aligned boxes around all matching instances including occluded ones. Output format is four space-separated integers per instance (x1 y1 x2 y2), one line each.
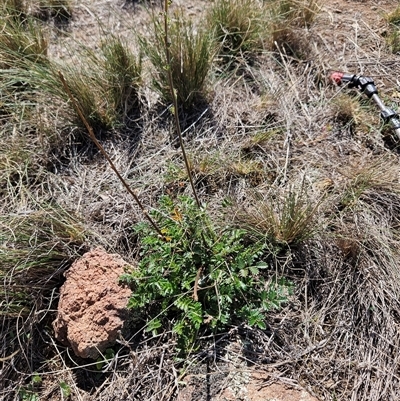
96 348 115 371
59 382 71 398
140 10 214 109
207 0 265 61
18 373 42 401
122 195 292 354
19 387 39 401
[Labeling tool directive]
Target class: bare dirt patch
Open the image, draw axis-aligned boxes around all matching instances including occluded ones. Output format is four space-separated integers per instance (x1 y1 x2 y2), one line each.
178 369 318 401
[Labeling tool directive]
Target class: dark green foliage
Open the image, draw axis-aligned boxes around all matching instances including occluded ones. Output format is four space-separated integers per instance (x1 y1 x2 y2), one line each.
122 196 292 354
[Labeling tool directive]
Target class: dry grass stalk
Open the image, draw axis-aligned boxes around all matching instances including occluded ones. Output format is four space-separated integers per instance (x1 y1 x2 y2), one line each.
2 0 400 400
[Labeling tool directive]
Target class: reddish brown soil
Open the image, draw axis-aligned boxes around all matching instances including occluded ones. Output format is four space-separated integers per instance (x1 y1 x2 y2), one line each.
53 248 132 359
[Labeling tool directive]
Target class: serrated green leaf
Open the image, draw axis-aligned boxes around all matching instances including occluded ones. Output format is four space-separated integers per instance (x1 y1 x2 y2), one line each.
145 318 162 334
174 296 194 313
60 382 71 397
256 320 266 330
256 261 269 269
248 266 259 275
173 320 185 335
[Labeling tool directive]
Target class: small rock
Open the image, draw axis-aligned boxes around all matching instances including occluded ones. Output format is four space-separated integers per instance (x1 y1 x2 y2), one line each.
53 248 133 359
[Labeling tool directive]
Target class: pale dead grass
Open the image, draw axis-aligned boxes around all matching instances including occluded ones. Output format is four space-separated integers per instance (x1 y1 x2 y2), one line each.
2 0 400 400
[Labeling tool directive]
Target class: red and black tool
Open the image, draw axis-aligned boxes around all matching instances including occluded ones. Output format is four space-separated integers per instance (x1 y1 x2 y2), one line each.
330 71 400 139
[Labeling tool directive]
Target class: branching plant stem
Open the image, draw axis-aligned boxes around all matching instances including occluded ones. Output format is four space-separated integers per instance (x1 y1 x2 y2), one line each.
163 0 201 208
58 71 163 236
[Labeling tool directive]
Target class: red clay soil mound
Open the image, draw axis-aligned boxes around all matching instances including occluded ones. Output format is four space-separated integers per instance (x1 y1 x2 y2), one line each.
53 248 132 359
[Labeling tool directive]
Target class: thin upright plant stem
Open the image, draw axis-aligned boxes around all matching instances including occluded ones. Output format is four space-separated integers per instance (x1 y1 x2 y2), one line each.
58 71 163 236
163 0 201 208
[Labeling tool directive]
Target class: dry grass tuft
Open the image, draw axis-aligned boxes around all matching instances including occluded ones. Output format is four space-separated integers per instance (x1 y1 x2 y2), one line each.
233 182 321 246
384 5 400 53
2 0 400 400
140 9 214 109
0 205 86 318
385 4 400 26
54 36 142 130
36 0 72 20
265 0 321 57
1 0 72 20
338 156 400 208
0 10 48 68
331 93 361 124
207 0 265 62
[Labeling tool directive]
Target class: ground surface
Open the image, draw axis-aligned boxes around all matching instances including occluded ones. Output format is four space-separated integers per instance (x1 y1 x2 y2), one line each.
2 0 400 400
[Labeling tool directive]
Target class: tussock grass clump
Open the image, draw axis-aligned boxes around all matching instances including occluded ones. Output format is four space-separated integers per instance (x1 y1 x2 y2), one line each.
277 210 400 400
268 0 320 28
52 36 142 130
234 184 320 247
305 189 400 400
36 0 72 20
1 0 26 16
0 206 86 318
265 0 320 56
0 1 139 133
1 0 72 20
140 10 214 109
385 5 400 26
0 11 48 69
100 35 143 120
207 0 265 62
382 5 400 53
386 29 400 54
0 101 56 204
330 92 377 135
385 5 400 54
338 156 400 208
1 35 142 133
0 133 42 203
331 93 362 124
